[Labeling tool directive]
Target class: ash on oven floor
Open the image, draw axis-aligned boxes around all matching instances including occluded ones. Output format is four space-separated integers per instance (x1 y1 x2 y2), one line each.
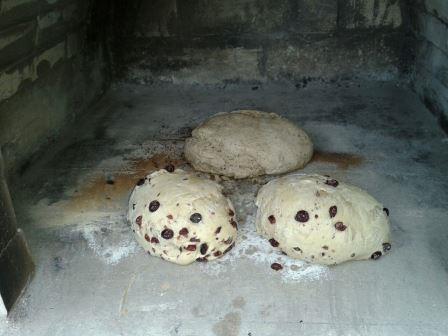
4 81 448 336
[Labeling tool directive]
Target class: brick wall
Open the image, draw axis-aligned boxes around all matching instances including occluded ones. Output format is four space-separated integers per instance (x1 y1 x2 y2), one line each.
113 0 413 85
0 0 110 176
411 0 448 132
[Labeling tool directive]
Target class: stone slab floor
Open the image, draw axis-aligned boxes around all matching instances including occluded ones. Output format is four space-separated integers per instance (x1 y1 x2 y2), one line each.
1 80 448 336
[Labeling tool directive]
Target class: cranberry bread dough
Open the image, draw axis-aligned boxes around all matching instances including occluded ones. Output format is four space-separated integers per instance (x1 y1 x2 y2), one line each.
185 110 313 178
255 174 391 265
128 168 237 265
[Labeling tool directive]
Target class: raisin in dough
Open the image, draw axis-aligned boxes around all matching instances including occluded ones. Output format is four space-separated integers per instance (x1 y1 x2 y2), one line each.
128 169 237 265
255 174 391 265
185 110 313 178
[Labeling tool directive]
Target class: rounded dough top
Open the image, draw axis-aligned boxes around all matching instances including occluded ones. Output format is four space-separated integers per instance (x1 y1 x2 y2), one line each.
185 110 313 178
128 169 237 265
255 174 391 265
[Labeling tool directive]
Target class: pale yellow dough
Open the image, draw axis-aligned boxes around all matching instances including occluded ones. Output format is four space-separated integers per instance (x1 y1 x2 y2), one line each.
255 174 391 265
127 169 237 265
185 110 313 178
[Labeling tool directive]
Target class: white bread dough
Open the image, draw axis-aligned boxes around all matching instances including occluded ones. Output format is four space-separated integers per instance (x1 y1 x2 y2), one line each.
255 174 391 265
185 110 313 178
128 169 237 265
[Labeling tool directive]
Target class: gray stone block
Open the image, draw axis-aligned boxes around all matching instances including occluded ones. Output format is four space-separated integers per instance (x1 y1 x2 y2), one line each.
291 0 337 32
176 0 290 36
338 0 403 29
0 21 36 69
415 12 448 56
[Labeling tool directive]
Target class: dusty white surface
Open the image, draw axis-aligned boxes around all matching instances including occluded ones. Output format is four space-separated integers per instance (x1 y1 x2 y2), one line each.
3 82 448 336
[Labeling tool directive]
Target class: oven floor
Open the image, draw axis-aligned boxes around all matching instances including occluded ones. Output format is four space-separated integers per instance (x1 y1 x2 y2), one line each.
2 81 448 336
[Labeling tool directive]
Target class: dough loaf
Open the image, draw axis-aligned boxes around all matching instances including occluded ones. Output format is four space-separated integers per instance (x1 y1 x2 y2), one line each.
255 174 391 265
185 110 313 178
128 168 238 265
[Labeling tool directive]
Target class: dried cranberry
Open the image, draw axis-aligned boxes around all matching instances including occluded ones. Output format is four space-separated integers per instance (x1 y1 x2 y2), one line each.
271 263 283 271
382 243 391 251
179 228 189 237
268 215 276 224
190 237 200 242
149 200 160 212
215 226 222 234
230 219 238 229
329 206 337 218
224 243 235 254
165 164 175 172
269 238 279 247
228 209 235 216
334 222 347 231
200 243 208 255
383 208 389 216
190 213 202 223
135 215 142 227
144 234 150 242
161 229 174 239
295 210 309 222
214 251 222 257
325 179 339 187
186 245 196 251
136 178 145 186
151 237 159 244
371 251 382 260
223 237 233 244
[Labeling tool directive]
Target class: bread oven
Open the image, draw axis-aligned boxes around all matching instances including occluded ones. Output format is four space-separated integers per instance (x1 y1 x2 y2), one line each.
1 1 447 335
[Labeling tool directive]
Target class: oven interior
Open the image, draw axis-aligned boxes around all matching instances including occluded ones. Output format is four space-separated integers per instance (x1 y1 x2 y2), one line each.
0 1 448 335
